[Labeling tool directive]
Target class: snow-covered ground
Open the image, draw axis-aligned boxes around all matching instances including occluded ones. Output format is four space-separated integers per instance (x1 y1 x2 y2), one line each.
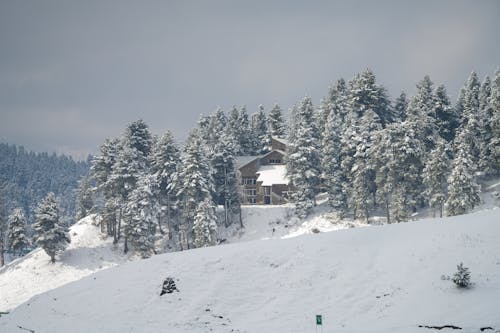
1 208 499 332
0 215 127 311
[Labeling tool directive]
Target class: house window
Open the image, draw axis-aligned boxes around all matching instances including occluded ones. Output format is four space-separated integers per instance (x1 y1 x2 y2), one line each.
243 188 257 204
268 159 282 164
242 177 257 185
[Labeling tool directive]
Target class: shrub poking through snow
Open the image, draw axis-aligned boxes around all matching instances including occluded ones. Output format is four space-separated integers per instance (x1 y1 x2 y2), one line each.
452 262 471 288
160 277 179 295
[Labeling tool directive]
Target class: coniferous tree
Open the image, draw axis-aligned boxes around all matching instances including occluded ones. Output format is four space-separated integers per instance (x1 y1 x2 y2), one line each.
422 141 449 217
76 176 94 220
321 96 348 216
123 175 157 257
251 105 271 154
446 130 481 216
193 198 218 248
0 208 4 267
393 91 408 122
238 106 255 155
286 96 321 218
176 130 214 247
268 103 286 137
478 75 495 174
150 131 180 236
33 192 70 263
489 70 500 174
227 106 243 155
7 208 29 256
434 84 459 142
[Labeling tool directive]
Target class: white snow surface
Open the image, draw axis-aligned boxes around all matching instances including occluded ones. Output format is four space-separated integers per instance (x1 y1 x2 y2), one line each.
1 208 500 332
0 215 126 311
256 164 289 186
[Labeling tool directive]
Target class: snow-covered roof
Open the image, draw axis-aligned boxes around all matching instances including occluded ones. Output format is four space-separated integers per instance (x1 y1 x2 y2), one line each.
256 165 289 186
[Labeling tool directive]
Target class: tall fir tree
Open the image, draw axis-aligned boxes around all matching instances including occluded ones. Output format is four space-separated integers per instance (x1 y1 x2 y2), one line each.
286 96 321 218
268 103 286 137
489 70 500 174
193 198 218 248
445 130 481 216
76 176 94 220
176 130 215 247
478 75 495 174
33 192 70 263
251 105 272 154
123 175 157 257
393 91 408 122
7 208 30 256
150 131 180 236
422 141 449 217
434 84 459 142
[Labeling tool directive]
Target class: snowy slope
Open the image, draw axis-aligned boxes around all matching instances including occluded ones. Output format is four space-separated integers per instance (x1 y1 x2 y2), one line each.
0 215 126 311
1 209 499 333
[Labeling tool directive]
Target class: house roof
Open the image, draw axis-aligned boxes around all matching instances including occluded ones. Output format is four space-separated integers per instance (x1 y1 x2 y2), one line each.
256 164 289 186
272 136 289 146
235 155 261 169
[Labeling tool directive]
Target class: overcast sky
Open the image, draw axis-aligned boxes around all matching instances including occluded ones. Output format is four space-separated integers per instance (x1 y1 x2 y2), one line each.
1 0 499 159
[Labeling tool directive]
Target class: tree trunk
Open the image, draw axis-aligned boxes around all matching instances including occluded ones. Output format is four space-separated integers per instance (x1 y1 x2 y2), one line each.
124 236 128 254
0 239 4 267
239 205 243 228
157 194 164 235
115 207 122 244
385 200 390 224
167 193 172 240
51 254 55 264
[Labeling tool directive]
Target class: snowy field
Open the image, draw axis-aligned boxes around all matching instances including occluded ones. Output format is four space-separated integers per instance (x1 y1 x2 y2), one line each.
1 208 499 332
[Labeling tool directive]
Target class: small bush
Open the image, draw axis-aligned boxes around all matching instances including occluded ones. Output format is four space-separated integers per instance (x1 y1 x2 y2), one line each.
452 262 471 288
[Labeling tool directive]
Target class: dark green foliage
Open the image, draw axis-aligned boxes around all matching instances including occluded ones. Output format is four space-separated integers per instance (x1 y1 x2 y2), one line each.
452 263 471 288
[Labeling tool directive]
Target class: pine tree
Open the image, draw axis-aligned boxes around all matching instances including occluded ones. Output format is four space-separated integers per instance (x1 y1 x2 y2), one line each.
150 131 180 236
123 175 157 257
445 130 480 216
434 84 459 142
33 193 70 263
193 198 218 248
321 101 347 216
452 263 471 288
458 72 482 168
268 103 286 137
76 176 94 220
286 96 321 218
478 75 496 174
238 106 255 155
227 106 243 155
489 70 500 174
6 208 30 256
251 105 271 154
393 91 408 122
422 141 449 217
176 130 215 247
0 209 5 267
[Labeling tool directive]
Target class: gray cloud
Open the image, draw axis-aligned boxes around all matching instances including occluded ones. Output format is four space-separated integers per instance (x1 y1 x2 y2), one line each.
1 0 499 158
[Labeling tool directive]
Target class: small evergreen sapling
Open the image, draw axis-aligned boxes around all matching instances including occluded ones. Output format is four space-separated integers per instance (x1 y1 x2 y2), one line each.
452 262 471 288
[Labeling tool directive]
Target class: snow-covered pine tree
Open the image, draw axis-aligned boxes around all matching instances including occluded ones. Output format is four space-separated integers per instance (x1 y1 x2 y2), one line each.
6 208 29 256
76 176 94 220
211 129 242 227
33 192 70 263
176 130 214 247
489 70 500 174
422 141 449 217
457 72 482 169
123 175 157 257
434 84 459 142
393 91 408 122
112 120 153 243
478 75 495 174
286 96 321 218
452 263 471 288
91 137 121 237
238 106 255 155
227 106 243 155
251 105 272 154
321 93 348 216
150 131 180 236
0 208 4 267
445 130 481 216
349 109 381 221
268 103 286 137
193 198 218 248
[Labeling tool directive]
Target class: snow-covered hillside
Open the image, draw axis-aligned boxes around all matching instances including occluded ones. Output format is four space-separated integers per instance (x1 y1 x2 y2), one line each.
1 209 499 332
0 215 126 311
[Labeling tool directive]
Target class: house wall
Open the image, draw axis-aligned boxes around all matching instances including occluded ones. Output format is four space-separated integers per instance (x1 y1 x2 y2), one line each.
260 151 285 165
